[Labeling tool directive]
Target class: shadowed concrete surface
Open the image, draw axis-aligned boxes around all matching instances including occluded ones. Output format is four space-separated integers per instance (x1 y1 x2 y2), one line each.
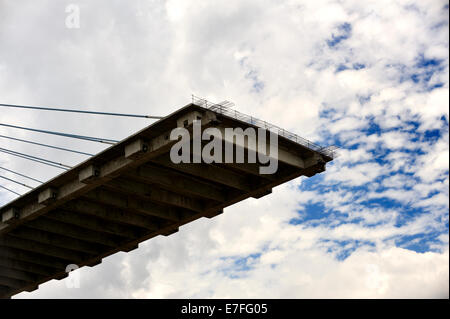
0 103 333 298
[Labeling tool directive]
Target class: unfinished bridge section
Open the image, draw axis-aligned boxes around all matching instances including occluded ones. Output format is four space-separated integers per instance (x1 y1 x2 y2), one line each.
0 101 334 298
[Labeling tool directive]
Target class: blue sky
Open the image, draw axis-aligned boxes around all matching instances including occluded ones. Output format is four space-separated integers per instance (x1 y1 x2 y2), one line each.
0 0 448 298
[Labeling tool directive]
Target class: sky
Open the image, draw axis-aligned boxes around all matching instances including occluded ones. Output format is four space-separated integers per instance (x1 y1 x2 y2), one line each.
0 0 448 298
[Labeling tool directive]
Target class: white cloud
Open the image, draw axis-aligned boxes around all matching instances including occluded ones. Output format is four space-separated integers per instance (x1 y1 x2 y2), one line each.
2 0 448 298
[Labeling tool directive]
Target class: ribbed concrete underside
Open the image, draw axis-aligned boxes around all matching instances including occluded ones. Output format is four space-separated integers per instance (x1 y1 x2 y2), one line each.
0 103 332 298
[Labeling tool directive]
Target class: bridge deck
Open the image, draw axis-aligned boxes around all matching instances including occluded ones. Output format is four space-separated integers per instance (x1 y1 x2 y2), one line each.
0 103 332 298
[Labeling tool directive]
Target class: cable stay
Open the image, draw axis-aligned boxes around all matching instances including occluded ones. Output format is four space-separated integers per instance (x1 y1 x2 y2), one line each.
0 184 21 196
0 102 164 196
0 148 71 170
0 166 44 184
0 134 94 156
0 123 118 145
0 175 34 189
0 103 164 119
1 150 67 170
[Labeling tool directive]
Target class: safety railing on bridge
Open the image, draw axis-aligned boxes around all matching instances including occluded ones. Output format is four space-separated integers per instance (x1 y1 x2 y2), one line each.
191 95 338 159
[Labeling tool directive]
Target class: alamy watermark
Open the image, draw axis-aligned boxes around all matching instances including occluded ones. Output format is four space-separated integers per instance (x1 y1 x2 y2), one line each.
169 120 279 174
65 264 80 288
65 4 80 29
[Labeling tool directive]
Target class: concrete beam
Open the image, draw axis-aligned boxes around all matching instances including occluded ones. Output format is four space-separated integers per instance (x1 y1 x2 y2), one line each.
85 260 102 267
0 285 13 298
251 188 272 199
303 153 327 177
47 210 142 239
64 198 160 231
0 266 39 283
132 164 227 202
217 162 278 181
78 165 101 184
160 227 179 236
1 235 88 262
83 188 182 222
120 244 139 253
1 208 20 224
26 217 122 248
38 188 58 205
204 209 224 219
129 199 184 222
151 156 253 192
105 179 206 213
0 246 67 270
214 125 306 168
10 227 104 255
125 139 149 160
0 256 56 277
0 276 30 290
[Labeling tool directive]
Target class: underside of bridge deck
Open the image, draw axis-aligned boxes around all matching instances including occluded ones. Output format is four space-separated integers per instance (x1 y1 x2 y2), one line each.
0 103 333 298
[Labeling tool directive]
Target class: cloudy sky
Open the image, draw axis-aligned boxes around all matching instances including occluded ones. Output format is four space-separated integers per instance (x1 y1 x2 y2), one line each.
0 0 448 298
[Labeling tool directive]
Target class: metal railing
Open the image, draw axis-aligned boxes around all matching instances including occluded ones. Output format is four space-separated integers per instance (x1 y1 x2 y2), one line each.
191 95 337 158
